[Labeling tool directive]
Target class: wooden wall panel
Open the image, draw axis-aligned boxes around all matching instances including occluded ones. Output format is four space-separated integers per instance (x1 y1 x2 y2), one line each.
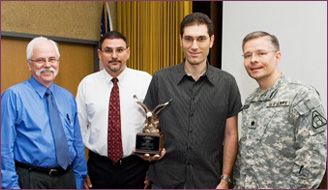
1 38 95 96
1 38 31 93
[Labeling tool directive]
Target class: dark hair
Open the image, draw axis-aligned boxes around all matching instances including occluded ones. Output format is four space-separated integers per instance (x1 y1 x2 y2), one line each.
180 12 214 37
99 31 128 49
242 31 280 51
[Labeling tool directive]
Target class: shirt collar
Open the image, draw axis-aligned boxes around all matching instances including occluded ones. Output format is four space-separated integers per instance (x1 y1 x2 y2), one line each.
101 67 129 85
175 61 215 85
28 76 55 98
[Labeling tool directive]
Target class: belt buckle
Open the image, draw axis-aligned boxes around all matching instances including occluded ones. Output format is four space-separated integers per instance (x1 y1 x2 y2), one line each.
48 168 58 176
112 159 122 166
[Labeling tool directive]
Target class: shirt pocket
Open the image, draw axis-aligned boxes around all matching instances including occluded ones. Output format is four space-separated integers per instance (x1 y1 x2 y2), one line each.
61 113 75 142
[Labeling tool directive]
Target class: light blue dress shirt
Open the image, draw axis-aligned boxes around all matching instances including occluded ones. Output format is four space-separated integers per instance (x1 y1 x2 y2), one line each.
1 77 87 189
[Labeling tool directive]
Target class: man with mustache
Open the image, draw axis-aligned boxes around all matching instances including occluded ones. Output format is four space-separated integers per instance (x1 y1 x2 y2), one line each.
233 31 327 188
76 31 152 188
1 36 88 189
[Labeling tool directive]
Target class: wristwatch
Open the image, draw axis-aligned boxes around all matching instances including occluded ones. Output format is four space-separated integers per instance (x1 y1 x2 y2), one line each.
220 175 232 184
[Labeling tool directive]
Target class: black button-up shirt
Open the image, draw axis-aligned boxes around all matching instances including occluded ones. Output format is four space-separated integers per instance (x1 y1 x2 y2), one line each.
144 63 242 188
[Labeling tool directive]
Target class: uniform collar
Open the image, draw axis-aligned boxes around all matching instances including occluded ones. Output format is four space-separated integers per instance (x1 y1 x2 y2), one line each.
250 74 287 102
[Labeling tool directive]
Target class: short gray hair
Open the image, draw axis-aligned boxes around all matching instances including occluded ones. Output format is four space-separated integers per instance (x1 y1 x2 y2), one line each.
26 36 60 60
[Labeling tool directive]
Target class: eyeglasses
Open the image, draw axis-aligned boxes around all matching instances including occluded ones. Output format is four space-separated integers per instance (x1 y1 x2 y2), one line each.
182 35 209 45
242 50 277 60
29 57 59 64
100 47 127 55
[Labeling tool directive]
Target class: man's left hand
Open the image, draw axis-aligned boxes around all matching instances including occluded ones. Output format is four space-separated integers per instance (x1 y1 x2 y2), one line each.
84 175 92 189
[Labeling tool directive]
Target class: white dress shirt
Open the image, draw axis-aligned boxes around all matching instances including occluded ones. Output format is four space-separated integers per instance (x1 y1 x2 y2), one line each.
76 68 152 157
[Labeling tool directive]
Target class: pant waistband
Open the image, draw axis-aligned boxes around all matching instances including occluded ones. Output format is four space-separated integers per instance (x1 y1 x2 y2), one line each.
15 161 71 176
89 150 143 166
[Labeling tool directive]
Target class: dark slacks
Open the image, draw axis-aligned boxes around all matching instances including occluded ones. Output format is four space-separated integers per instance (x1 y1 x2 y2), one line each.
88 151 149 189
16 164 76 189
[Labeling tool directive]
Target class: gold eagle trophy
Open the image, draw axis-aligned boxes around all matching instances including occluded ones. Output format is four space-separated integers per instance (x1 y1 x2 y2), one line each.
133 95 171 155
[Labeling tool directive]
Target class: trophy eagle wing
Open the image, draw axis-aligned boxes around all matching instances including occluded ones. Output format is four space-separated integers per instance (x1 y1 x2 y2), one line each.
153 99 172 116
133 95 150 114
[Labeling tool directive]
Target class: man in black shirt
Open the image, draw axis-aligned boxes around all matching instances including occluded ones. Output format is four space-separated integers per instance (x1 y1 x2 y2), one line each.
143 12 242 189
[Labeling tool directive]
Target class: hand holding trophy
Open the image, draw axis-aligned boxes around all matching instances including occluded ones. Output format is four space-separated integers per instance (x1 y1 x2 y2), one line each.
133 95 171 159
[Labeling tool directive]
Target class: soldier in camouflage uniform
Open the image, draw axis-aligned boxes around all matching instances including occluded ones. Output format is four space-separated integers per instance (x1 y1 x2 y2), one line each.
233 31 327 189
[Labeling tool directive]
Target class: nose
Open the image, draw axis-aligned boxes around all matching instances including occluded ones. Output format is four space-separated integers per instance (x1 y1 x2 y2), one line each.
250 53 258 63
111 50 118 58
44 60 52 67
191 39 199 49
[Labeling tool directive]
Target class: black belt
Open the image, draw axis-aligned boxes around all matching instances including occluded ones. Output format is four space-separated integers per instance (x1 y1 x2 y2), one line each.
15 161 71 176
89 150 144 166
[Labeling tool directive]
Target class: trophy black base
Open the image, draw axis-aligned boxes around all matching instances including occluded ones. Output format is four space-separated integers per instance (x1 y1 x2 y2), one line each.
135 132 164 155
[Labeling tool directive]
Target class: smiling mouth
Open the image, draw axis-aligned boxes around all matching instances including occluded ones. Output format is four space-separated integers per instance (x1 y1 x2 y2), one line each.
189 52 200 57
109 61 121 64
41 70 54 74
250 67 263 72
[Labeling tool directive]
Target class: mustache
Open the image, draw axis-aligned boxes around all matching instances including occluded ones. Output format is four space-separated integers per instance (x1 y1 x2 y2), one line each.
35 67 58 77
109 59 121 64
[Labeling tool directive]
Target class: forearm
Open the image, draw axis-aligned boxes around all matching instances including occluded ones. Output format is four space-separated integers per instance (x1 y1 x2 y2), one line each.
216 116 238 189
289 131 326 188
1 96 20 189
1 134 20 189
222 116 238 177
1 169 20 189
72 115 88 189
289 92 327 189
222 130 238 177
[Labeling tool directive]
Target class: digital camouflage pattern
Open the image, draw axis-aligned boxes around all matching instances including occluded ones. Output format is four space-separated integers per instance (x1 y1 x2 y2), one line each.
233 75 327 189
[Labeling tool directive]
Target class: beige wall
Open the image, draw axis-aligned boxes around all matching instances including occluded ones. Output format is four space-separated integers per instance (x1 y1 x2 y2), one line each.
1 1 105 40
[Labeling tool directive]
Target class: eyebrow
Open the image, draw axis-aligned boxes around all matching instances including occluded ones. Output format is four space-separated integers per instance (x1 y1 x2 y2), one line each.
183 35 208 37
244 49 271 52
103 46 126 49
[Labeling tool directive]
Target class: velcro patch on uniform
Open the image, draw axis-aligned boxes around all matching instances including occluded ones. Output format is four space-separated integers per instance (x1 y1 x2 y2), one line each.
267 101 289 108
312 110 327 129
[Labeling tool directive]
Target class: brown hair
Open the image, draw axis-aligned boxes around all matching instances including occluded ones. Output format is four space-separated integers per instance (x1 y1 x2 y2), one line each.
180 12 214 37
242 31 280 51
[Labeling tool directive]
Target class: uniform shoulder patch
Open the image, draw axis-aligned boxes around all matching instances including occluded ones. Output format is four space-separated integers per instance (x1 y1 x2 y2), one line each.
312 110 327 129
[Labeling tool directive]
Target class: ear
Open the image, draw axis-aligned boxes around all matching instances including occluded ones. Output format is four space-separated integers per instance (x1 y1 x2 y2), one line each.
209 35 215 48
97 49 102 60
275 51 282 63
179 34 183 47
126 47 130 60
27 61 32 71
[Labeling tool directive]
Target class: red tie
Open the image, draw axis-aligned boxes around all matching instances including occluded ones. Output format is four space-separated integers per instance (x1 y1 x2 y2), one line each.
108 78 123 163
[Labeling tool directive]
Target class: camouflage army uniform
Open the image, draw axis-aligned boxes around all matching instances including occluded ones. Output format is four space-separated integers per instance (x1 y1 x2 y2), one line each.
233 75 327 189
